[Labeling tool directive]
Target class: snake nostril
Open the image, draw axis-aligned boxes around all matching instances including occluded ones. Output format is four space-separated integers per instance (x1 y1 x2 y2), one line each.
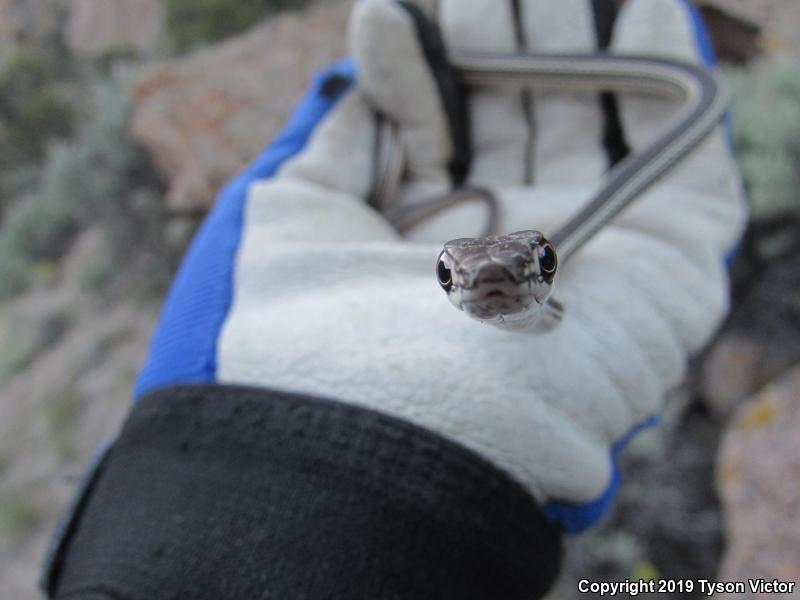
477 264 513 285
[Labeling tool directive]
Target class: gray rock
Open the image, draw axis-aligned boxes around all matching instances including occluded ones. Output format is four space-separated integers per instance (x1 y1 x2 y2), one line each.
65 0 163 57
715 365 800 598
697 0 800 58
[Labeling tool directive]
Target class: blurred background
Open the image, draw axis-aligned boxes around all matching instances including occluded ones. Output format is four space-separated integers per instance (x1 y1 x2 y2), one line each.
0 0 798 597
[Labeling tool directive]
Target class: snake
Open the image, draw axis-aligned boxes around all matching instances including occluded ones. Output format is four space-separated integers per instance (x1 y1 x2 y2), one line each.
371 52 728 331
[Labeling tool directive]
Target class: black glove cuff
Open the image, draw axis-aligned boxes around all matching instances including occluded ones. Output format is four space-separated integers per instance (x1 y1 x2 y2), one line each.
45 384 561 600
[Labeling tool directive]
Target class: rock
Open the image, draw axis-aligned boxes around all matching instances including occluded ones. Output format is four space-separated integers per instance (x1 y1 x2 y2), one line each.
723 248 800 395
0 0 60 51
701 335 765 419
129 0 352 212
696 3 761 64
697 0 800 58
65 0 163 57
0 292 156 600
715 366 800 597
59 227 108 284
1 0 162 57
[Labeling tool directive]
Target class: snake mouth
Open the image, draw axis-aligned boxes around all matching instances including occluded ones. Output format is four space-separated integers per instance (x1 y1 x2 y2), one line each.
461 291 537 320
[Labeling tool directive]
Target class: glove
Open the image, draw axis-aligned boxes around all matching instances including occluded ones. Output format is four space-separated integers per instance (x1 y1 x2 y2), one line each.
212 0 745 523
43 1 746 599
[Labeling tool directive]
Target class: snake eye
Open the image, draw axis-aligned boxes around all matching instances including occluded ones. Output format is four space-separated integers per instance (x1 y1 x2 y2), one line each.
436 254 453 292
538 243 557 278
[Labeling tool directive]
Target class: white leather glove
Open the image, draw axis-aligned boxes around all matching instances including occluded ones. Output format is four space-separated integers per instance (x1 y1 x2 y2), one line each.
217 0 746 531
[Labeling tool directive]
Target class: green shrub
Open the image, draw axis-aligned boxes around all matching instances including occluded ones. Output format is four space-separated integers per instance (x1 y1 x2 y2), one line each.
7 90 74 158
165 0 310 52
79 250 117 292
1 186 80 263
93 48 146 78
0 51 58 109
0 48 75 164
0 78 170 300
726 61 800 222
0 253 32 304
0 486 41 542
42 384 83 459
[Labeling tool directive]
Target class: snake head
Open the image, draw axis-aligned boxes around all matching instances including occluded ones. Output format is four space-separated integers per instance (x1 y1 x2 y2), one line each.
436 230 557 324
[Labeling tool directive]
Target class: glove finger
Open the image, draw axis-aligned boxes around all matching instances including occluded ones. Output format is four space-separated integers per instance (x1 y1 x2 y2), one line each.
520 0 607 184
439 0 529 188
241 93 401 251
277 89 378 201
611 0 747 258
350 0 453 193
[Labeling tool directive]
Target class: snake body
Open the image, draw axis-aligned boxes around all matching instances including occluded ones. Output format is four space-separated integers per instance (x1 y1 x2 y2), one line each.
374 52 728 330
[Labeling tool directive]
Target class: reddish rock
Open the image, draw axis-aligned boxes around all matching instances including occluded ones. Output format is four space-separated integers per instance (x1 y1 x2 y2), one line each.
715 365 800 598
701 335 766 418
129 0 352 212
